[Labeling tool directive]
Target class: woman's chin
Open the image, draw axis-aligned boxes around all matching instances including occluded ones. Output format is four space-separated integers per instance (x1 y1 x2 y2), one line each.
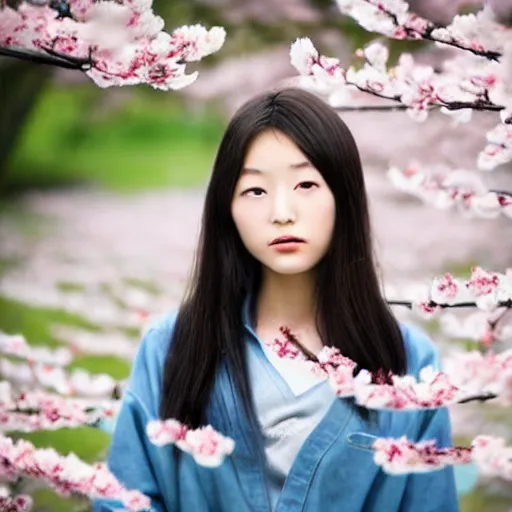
263 261 317 276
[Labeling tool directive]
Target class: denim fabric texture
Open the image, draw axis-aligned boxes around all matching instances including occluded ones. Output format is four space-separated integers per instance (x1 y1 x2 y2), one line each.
93 307 459 512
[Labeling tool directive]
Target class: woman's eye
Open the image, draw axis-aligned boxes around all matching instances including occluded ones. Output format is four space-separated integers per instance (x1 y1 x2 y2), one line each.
242 187 266 197
296 181 318 190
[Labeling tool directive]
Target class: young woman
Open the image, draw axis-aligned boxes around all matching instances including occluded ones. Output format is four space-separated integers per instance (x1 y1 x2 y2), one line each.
94 88 458 511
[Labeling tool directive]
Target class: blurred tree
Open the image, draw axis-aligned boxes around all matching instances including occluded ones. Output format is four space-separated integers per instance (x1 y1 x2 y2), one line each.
0 59 52 184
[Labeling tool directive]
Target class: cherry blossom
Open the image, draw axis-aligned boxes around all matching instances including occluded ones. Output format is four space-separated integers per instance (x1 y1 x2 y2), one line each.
0 495 32 512
0 434 151 510
336 0 411 39
352 367 458 409
387 164 512 219
0 359 122 398
478 123 512 171
0 331 124 398
439 310 512 346
373 435 473 474
443 349 512 406
387 267 512 318
471 436 512 480
266 325 507 409
146 419 235 467
372 434 512 480
336 1 504 59
290 36 503 126
0 382 119 433
290 3 512 171
0 332 73 366
0 0 226 90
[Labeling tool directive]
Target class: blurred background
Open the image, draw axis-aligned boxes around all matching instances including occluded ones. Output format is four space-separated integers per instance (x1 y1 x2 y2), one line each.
1 0 512 510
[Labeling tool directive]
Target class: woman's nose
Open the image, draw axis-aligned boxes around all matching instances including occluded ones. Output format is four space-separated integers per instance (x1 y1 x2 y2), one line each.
270 190 296 225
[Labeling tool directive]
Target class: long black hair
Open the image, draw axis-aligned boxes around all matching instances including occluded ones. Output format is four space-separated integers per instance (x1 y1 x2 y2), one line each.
160 88 407 428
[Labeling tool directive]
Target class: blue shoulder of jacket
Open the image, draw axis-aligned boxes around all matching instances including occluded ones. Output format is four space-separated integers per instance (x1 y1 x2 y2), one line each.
139 310 179 360
399 322 442 378
124 310 179 416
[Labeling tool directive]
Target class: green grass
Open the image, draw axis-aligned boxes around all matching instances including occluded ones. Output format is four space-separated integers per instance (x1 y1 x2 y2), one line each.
5 85 226 194
460 488 512 512
0 297 100 347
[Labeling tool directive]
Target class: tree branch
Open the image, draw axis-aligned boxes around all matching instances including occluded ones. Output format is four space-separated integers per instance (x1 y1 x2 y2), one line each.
360 0 502 62
0 45 92 70
387 299 512 309
457 391 498 404
333 96 504 114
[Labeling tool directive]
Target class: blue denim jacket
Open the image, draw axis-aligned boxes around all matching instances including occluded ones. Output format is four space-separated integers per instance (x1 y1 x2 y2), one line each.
93 310 459 512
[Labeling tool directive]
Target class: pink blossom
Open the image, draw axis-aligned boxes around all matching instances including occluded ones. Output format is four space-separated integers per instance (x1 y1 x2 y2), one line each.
471 436 512 480
0 1 225 90
430 273 463 305
0 383 119 433
327 364 356 397
0 495 32 512
467 267 500 297
0 332 72 366
0 434 150 509
443 349 512 405
373 436 472 474
146 420 234 467
387 165 512 219
353 367 462 410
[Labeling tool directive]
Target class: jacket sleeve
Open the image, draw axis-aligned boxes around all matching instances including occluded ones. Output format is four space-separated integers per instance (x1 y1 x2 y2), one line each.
92 320 177 512
399 325 459 512
92 392 166 512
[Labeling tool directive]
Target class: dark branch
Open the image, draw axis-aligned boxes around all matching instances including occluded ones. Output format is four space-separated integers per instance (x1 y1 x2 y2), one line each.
490 189 512 198
366 0 502 62
334 104 412 112
0 45 92 70
419 28 502 62
442 100 503 112
333 96 505 114
387 299 512 309
457 391 498 404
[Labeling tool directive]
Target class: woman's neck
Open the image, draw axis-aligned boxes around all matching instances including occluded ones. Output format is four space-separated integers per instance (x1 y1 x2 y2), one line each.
254 270 323 354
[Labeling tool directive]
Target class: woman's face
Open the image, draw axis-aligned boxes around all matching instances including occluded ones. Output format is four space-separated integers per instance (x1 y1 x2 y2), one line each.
231 129 336 276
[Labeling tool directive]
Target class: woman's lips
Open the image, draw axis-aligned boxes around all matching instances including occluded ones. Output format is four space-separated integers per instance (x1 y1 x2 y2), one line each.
269 236 305 245
272 242 303 253
269 237 305 253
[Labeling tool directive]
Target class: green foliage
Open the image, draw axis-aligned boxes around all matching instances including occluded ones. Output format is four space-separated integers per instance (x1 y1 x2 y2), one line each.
0 297 100 348
5 85 225 194
460 487 512 512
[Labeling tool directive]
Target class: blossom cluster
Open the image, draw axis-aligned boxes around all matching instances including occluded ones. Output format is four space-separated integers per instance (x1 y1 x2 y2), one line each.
388 164 512 219
271 325 512 409
439 310 512 347
336 0 503 59
266 325 512 479
290 2 512 171
406 266 512 317
0 495 32 512
0 381 119 433
0 434 151 511
0 331 123 398
0 0 225 90
147 419 235 467
372 434 512 479
0 331 234 508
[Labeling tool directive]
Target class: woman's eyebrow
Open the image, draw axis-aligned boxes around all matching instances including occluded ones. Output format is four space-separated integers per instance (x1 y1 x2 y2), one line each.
241 161 312 175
